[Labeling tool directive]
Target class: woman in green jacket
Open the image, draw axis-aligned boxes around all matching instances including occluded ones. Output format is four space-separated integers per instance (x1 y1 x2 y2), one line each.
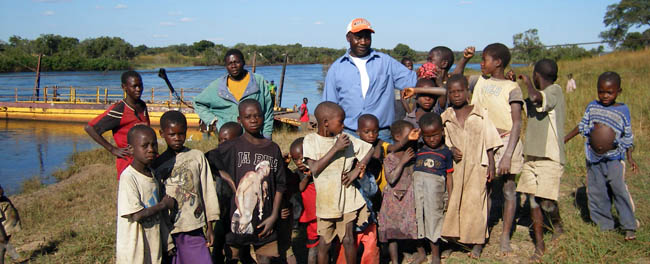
193 49 274 139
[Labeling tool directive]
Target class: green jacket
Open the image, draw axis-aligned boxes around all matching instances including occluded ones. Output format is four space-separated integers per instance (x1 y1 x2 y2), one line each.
193 72 274 138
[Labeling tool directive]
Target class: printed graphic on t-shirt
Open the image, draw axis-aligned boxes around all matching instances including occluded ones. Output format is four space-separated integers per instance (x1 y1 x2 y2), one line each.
164 160 202 222
480 84 503 96
231 160 272 234
141 187 160 229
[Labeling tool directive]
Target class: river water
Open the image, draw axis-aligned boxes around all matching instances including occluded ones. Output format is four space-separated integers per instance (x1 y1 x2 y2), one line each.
0 63 490 194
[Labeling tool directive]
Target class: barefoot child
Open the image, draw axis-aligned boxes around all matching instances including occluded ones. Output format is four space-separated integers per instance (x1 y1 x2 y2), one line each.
464 43 524 254
218 121 243 144
565 71 639 240
378 120 425 264
205 99 286 264
302 102 372 264
154 111 220 263
441 74 502 259
116 125 176 264
85 71 150 179
0 185 21 264
413 113 454 264
289 138 319 264
515 59 566 259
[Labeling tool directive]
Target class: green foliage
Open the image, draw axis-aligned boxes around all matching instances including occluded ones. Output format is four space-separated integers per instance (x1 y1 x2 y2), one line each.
599 0 650 48
621 29 650 50
512 28 598 64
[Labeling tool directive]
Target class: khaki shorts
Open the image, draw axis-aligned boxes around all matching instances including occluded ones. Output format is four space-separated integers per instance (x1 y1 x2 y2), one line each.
516 156 563 201
317 205 369 244
495 134 524 175
229 240 279 259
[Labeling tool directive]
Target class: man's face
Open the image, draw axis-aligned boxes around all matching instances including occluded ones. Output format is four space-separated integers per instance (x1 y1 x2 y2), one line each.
225 54 245 78
347 30 372 57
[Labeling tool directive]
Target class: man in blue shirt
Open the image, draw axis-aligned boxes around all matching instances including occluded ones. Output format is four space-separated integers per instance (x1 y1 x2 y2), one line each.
323 18 417 142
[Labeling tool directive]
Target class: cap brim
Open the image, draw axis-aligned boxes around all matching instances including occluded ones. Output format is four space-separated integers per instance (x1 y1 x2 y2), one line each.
349 28 375 33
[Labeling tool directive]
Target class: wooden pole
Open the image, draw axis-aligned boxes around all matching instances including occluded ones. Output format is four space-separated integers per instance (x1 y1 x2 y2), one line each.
15 88 17 102
151 87 155 103
251 52 257 73
33 54 42 100
104 88 108 103
96 86 100 103
44 86 48 102
277 53 288 108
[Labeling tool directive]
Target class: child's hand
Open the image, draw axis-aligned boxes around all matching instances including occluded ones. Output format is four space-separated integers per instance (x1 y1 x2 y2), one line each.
257 215 277 239
497 155 512 175
283 153 291 164
402 88 415 99
334 134 351 152
401 148 415 164
463 46 475 59
167 247 177 257
408 128 421 141
111 146 131 158
205 229 215 247
628 158 639 174
487 163 496 182
161 195 176 210
451 147 463 163
341 167 361 187
506 70 515 81
281 208 290 219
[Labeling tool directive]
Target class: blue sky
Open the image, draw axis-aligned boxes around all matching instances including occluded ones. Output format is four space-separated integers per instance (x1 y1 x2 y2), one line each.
1 0 619 51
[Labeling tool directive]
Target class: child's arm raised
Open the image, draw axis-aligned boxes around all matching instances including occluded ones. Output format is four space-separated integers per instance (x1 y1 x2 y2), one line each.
518 74 543 105
451 46 475 76
130 195 175 222
305 134 350 176
402 87 447 99
386 129 420 153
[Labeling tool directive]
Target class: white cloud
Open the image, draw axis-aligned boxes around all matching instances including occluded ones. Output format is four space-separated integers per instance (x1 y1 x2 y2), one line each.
179 17 193 22
459 1 473 5
153 34 169 38
314 21 323 25
114 4 127 9
160 21 176 26
43 10 55 16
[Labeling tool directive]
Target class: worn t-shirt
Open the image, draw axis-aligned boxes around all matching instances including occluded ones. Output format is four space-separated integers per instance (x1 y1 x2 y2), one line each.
116 165 163 264
298 170 317 223
302 132 372 219
0 196 21 236
578 100 633 163
414 145 454 177
524 84 566 164
205 136 287 247
154 148 220 234
88 99 150 178
470 75 524 132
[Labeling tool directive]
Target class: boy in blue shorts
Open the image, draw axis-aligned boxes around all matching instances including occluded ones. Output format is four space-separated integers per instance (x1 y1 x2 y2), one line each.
565 71 638 240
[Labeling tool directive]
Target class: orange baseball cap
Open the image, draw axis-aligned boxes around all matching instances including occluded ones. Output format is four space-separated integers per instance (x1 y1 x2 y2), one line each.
346 18 375 34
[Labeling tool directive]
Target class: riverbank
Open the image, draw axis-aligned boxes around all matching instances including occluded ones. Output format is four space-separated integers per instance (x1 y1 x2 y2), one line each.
6 49 650 263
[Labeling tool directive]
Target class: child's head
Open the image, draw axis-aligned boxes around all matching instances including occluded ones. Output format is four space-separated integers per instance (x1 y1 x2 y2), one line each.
238 99 264 135
160 110 188 152
481 43 511 75
127 125 158 166
568 73 573 79
415 78 436 111
428 46 455 71
418 112 444 149
357 114 379 144
121 70 143 101
289 137 309 173
401 57 414 70
390 120 415 143
303 97 308 104
446 74 470 108
597 71 622 106
314 101 345 136
218 121 243 144
533 59 558 88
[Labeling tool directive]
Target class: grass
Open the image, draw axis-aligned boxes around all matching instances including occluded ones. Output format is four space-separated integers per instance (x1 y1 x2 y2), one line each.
6 50 650 263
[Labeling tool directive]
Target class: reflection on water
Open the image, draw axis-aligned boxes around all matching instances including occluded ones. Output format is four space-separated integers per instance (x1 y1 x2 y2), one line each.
0 120 203 195
0 120 96 194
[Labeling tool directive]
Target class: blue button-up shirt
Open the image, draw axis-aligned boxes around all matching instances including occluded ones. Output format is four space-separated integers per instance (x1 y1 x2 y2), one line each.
323 49 417 130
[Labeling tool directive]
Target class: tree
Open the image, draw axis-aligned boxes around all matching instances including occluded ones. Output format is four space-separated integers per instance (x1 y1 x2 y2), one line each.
193 40 215 54
620 29 650 50
512 29 545 64
391 43 417 61
599 0 650 48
